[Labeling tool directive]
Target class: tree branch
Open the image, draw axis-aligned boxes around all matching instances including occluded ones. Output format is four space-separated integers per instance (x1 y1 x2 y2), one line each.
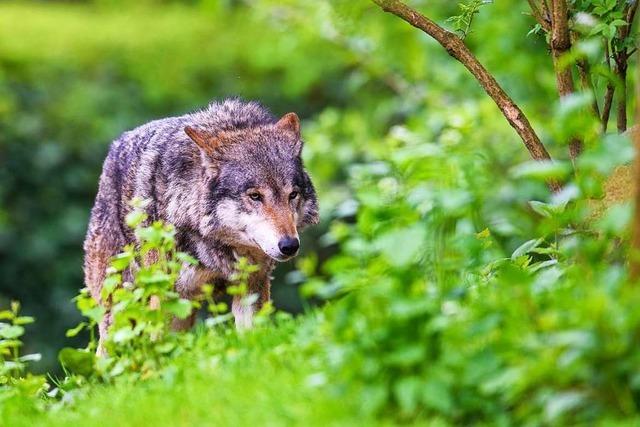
576 58 600 118
616 60 628 132
621 0 639 40
527 0 551 31
602 83 615 132
602 40 614 132
371 0 560 191
550 0 583 159
613 0 638 133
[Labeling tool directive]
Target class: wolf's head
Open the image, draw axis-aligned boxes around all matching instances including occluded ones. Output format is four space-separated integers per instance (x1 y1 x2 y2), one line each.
185 112 318 261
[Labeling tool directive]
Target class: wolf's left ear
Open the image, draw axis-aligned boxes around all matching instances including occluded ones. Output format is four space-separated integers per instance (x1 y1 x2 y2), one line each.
276 112 300 139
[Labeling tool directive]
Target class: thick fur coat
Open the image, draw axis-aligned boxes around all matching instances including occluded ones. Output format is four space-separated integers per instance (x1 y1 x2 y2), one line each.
84 99 318 352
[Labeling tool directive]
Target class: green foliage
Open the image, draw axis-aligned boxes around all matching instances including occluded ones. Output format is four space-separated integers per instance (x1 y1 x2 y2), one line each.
304 97 640 422
0 302 47 413
1 0 639 425
7 316 376 427
446 0 492 39
61 200 269 383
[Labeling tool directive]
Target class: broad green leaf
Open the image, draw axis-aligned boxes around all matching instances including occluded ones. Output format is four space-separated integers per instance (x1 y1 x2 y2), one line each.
511 238 543 260
58 347 95 377
165 299 193 319
0 325 24 339
374 224 426 267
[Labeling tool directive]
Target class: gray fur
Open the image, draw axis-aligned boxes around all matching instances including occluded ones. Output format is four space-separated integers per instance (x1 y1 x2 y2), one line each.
84 99 318 353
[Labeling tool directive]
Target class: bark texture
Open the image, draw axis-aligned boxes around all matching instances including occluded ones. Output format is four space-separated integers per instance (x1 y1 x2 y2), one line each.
549 0 583 159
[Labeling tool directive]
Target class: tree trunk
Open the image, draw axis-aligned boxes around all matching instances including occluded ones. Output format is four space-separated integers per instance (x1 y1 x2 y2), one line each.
550 0 583 159
617 62 628 133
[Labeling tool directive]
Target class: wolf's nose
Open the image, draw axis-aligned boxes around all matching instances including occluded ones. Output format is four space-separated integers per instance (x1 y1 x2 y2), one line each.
278 237 300 256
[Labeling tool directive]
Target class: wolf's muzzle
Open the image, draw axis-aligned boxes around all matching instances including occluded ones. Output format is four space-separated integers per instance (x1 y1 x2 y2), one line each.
278 236 300 257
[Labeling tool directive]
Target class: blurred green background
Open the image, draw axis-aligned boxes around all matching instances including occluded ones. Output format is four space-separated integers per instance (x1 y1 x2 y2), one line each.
0 0 634 371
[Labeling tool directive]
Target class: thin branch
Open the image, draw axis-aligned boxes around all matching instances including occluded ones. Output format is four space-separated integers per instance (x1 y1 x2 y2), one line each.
527 0 551 31
616 61 628 132
621 0 639 40
613 0 638 133
550 0 583 159
602 41 615 131
576 58 600 118
371 0 560 191
602 83 615 132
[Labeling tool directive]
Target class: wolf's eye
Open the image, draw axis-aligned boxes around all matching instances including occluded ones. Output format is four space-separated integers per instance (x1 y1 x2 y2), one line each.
289 191 299 200
248 192 263 202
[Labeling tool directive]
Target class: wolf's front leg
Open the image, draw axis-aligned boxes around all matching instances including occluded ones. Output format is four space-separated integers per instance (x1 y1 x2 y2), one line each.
232 276 271 330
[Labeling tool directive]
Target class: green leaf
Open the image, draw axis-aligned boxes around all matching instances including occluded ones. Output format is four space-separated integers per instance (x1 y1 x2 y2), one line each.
529 201 566 218
112 326 136 343
18 353 41 363
393 376 422 415
510 160 571 181
0 325 24 339
125 209 147 228
165 299 193 319
13 316 35 325
66 322 87 338
512 238 543 260
58 347 95 377
155 342 176 354
176 252 199 266
374 224 426 267
83 306 106 324
421 378 453 413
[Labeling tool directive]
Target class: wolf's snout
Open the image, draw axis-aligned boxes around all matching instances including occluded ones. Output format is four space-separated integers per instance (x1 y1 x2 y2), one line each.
278 236 300 257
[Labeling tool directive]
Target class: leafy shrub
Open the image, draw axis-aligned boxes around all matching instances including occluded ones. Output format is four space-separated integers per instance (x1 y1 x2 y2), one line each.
310 105 640 423
0 302 47 414
60 200 261 383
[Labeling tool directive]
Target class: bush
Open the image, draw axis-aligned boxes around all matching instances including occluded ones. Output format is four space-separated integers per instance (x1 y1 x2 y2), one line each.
311 105 640 423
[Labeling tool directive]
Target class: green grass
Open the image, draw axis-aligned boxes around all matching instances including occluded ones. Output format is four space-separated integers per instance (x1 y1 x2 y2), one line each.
4 316 398 427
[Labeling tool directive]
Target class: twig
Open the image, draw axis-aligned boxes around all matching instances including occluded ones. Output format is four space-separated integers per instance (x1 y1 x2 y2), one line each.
371 0 560 191
602 41 614 132
602 83 615 132
527 0 551 31
576 58 600 118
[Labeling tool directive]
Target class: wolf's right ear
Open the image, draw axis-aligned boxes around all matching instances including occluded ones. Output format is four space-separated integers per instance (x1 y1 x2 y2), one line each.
276 112 300 139
184 126 221 155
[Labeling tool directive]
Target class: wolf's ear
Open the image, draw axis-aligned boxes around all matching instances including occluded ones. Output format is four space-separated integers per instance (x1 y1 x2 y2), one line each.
275 112 300 139
184 126 221 155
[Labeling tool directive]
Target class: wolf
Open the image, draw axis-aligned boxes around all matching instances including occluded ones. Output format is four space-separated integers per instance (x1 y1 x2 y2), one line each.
83 99 318 353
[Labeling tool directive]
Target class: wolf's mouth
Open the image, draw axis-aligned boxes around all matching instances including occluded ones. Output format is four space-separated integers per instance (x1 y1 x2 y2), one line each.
245 238 294 262
272 254 295 262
